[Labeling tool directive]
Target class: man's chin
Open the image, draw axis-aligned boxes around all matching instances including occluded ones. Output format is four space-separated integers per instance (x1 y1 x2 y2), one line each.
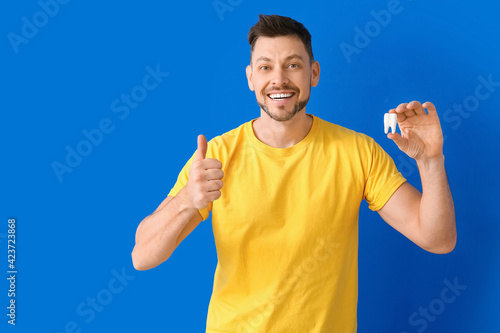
261 104 305 122
269 112 297 122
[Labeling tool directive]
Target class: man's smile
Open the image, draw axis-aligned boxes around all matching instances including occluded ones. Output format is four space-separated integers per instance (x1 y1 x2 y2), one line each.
267 92 296 100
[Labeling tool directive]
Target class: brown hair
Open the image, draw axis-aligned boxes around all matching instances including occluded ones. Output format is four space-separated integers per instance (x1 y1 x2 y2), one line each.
247 14 314 64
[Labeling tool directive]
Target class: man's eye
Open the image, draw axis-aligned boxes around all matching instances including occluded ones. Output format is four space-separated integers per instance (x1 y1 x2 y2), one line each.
289 64 299 68
260 66 269 70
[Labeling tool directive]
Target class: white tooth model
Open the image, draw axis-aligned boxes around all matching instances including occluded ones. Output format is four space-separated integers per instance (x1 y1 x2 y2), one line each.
384 113 398 134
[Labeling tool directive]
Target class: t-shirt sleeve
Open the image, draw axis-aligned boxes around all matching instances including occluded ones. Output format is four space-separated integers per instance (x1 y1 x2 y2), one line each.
167 151 213 221
363 139 407 211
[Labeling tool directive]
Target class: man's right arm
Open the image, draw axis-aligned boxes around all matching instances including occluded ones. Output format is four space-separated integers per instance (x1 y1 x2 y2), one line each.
131 188 203 271
131 134 224 271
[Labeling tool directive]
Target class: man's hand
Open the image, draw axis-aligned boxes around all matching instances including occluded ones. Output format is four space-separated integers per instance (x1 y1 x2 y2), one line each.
185 134 224 210
388 101 444 162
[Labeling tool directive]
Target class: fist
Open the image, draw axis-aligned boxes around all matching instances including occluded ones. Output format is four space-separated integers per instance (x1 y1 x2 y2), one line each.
186 134 224 210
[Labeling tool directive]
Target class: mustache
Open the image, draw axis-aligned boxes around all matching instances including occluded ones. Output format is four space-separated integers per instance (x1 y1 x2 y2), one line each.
264 86 298 94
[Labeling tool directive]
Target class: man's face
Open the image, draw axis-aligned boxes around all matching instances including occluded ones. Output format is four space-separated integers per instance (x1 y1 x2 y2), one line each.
246 35 320 122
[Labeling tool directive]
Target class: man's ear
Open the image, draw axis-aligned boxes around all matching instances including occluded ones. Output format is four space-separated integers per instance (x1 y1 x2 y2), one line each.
246 64 255 91
311 61 320 87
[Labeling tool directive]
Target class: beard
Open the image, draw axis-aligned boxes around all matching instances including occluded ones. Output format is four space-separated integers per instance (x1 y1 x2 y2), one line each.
257 86 311 122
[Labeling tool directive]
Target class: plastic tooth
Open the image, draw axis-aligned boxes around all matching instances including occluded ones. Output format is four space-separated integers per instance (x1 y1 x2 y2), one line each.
384 113 398 134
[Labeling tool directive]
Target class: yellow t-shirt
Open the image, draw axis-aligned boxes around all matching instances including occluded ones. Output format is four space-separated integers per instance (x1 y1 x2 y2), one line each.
168 114 406 332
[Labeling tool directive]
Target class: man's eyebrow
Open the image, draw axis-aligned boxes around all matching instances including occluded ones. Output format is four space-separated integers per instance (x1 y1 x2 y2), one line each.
255 56 272 63
284 54 304 62
254 54 305 63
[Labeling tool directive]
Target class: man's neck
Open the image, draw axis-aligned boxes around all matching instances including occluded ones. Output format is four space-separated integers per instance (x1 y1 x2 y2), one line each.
252 110 313 148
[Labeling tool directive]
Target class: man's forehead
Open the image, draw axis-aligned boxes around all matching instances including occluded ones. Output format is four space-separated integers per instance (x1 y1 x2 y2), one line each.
253 35 304 51
251 35 308 61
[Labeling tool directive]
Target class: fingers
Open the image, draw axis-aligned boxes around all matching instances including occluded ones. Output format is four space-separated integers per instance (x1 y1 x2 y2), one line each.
194 134 207 161
205 168 224 181
422 101 438 116
408 100 426 115
395 103 408 113
190 159 224 183
392 101 434 122
190 158 224 188
187 156 224 209
205 190 222 202
199 158 223 170
197 172 223 202
395 103 413 122
396 102 416 118
206 179 224 192
389 107 407 123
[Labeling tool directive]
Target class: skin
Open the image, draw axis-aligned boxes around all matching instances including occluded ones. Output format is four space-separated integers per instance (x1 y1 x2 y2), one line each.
132 33 456 271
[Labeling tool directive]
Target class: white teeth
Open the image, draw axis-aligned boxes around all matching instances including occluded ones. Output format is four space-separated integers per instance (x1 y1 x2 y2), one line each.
269 93 294 100
384 113 398 134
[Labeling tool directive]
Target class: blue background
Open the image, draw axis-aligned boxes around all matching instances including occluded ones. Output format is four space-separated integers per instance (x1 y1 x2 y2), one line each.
2 0 499 332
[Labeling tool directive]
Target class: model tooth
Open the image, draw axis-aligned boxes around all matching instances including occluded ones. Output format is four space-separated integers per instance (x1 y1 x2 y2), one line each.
384 113 398 134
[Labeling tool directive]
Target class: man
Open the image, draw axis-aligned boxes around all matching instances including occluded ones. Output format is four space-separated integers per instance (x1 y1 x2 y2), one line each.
132 14 456 332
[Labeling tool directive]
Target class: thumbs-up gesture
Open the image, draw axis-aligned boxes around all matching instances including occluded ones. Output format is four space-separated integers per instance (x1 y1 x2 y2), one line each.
186 135 224 210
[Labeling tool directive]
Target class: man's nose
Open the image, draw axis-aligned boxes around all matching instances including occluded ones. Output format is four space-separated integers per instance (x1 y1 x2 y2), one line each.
271 68 289 86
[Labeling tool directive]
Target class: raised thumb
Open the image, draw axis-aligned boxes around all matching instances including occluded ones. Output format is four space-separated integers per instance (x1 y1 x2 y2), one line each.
194 134 207 160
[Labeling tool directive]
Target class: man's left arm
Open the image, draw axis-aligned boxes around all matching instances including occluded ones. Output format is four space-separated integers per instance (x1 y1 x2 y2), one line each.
378 101 457 254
